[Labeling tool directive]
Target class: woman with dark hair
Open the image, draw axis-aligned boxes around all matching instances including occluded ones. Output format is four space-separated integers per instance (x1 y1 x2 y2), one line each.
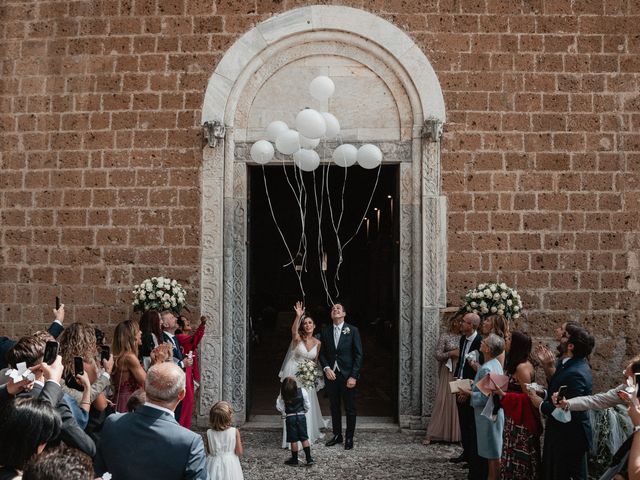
0 398 61 479
423 311 462 445
22 445 94 480
139 310 163 369
497 331 542 479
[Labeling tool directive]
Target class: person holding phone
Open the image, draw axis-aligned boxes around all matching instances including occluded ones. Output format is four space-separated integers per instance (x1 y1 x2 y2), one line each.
528 324 595 480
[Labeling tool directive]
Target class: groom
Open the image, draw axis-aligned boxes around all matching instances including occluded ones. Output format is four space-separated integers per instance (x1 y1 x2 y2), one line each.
318 303 363 450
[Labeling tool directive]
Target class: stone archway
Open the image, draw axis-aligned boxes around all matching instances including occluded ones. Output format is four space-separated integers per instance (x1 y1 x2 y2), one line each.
197 5 447 428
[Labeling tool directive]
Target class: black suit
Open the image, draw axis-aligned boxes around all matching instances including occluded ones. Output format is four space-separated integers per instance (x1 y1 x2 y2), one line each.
20 381 96 457
163 332 184 420
95 405 207 480
453 332 485 479
0 321 64 370
541 357 593 479
318 322 363 440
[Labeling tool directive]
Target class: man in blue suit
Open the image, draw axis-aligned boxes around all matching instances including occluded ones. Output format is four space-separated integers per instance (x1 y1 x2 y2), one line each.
319 303 363 450
531 324 594 480
95 362 207 480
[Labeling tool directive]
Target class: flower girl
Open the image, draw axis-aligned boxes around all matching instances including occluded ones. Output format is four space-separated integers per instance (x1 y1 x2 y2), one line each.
206 401 244 480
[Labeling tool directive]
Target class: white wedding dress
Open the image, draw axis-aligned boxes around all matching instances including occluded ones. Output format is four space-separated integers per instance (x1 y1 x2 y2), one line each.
279 341 328 448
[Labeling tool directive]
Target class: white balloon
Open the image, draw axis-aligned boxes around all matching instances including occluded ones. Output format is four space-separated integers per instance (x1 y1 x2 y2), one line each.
275 129 300 155
266 121 288 142
332 144 357 168
321 112 340 139
250 140 274 165
357 144 383 169
295 108 326 139
309 76 335 101
293 149 320 172
299 134 320 149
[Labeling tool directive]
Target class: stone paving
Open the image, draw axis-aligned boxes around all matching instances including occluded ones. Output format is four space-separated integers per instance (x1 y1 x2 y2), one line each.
235 430 467 480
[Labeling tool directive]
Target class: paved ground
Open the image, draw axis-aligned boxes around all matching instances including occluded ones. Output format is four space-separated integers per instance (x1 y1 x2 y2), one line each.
236 430 467 480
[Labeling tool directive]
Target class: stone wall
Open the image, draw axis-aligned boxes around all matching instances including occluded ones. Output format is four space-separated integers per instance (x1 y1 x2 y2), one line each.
1 0 639 390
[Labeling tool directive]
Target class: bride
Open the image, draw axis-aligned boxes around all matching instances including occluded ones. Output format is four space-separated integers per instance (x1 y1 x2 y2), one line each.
278 301 327 448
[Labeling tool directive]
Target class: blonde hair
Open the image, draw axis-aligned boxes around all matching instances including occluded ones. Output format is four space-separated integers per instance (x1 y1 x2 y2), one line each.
209 401 233 431
58 322 98 375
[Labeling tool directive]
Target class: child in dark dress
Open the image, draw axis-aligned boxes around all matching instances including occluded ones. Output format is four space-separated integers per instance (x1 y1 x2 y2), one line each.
276 377 315 466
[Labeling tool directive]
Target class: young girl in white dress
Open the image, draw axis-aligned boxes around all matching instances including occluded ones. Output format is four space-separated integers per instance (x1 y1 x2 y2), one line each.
278 301 328 448
206 401 244 480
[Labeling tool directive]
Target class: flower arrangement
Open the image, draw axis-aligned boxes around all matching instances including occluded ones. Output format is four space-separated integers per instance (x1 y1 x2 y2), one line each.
295 359 322 390
460 282 522 320
132 277 187 314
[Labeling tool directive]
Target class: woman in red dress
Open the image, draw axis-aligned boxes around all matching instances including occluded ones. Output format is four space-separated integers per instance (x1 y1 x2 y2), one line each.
176 315 207 428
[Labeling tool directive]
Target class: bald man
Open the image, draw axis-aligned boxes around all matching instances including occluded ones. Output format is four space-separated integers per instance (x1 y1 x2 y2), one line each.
95 363 207 480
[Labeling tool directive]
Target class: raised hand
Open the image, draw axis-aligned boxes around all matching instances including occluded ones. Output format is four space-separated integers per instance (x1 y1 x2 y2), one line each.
200 315 207 325
533 344 555 366
294 301 305 318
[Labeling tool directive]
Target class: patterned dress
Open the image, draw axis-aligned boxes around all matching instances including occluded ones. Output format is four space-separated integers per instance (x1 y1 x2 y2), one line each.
501 376 541 479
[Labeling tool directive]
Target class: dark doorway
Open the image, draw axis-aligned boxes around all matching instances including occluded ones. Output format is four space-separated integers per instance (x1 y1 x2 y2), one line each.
246 164 399 419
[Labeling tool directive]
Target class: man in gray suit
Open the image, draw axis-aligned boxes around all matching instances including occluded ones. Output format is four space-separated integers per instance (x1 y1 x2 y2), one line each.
95 362 207 480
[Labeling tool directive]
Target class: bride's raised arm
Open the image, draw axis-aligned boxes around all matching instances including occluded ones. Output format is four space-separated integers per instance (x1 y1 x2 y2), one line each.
291 301 304 343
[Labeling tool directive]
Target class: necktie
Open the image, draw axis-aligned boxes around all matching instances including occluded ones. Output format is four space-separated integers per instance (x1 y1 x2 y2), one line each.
334 325 341 348
458 338 467 377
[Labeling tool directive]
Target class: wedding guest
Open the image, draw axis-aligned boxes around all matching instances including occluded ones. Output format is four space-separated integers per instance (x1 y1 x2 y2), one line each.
206 401 244 480
6 335 96 456
0 304 66 370
58 323 113 419
95 362 207 480
558 355 640 412
0 398 61 479
481 314 510 361
496 331 541 479
161 310 193 421
532 320 583 380
469 333 505 480
529 325 594 480
176 315 207 428
451 312 483 469
423 311 461 445
277 377 315 466
22 445 93 480
140 310 163 368
111 320 146 412
126 388 146 412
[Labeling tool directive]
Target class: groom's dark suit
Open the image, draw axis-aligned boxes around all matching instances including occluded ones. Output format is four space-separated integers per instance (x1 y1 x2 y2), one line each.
318 322 363 442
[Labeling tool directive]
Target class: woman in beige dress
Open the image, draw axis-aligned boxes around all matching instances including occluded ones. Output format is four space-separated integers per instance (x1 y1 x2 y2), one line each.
423 312 462 444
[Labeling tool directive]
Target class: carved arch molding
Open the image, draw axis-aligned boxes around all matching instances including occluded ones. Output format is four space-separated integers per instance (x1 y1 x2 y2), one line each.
198 6 447 428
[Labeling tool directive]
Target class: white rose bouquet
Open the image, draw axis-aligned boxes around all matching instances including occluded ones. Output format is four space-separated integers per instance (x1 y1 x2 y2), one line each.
460 282 522 320
132 277 187 314
295 359 322 390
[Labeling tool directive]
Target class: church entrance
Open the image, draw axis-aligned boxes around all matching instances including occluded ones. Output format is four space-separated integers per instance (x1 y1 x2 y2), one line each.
246 164 400 419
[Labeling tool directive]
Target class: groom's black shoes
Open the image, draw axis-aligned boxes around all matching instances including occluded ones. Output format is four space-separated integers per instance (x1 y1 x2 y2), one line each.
325 434 343 446
344 438 354 450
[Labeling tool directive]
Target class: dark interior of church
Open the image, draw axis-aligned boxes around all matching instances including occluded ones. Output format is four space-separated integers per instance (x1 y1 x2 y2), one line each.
247 163 400 418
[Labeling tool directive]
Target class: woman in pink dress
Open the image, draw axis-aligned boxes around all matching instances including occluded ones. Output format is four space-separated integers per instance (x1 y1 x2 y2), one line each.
176 315 207 428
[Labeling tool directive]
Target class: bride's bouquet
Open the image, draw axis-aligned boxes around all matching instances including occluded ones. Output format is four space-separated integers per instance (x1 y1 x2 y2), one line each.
296 359 322 390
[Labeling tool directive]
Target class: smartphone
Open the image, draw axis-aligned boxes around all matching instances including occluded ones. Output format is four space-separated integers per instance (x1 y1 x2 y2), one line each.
556 385 568 401
43 341 59 365
74 356 84 376
101 345 110 362
55 296 60 310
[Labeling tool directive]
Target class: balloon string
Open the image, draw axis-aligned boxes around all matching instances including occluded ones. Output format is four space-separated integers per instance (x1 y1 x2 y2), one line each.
280 155 306 269
342 162 382 249
261 164 305 300
325 161 348 298
312 166 334 306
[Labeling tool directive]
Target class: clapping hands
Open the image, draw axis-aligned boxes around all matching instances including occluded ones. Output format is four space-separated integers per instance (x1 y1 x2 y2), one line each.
533 344 555 366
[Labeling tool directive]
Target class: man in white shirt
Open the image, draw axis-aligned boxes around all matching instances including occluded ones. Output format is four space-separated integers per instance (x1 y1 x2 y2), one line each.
95 362 207 480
